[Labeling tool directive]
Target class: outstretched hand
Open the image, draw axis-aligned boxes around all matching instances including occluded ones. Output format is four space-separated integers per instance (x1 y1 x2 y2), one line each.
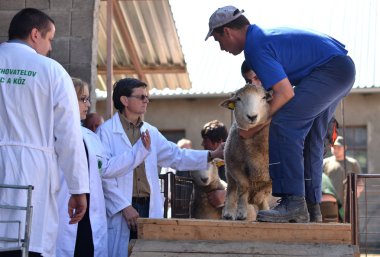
68 194 87 224
141 129 151 150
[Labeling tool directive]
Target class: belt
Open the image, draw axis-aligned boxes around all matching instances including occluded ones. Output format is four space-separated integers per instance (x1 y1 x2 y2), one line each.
132 197 150 205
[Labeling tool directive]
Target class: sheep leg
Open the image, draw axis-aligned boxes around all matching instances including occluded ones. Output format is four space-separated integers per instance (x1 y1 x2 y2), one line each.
222 172 238 220
236 175 250 220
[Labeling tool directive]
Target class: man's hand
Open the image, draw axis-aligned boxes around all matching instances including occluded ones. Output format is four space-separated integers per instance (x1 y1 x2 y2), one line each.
210 142 225 160
238 120 271 139
207 189 226 208
68 194 87 224
141 129 151 150
122 205 139 231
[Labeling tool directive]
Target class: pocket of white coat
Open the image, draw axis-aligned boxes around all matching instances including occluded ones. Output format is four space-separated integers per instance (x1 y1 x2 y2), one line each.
96 154 106 176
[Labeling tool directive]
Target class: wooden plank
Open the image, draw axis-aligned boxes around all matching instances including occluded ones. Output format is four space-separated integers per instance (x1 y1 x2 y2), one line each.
130 239 358 257
138 218 352 244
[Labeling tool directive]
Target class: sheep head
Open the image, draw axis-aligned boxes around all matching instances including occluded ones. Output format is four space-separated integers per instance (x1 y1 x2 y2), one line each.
190 163 220 188
221 84 272 130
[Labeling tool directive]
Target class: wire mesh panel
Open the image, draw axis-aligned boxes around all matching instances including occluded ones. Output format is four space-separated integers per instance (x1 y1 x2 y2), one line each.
0 184 33 257
356 174 380 255
170 174 194 219
159 172 194 219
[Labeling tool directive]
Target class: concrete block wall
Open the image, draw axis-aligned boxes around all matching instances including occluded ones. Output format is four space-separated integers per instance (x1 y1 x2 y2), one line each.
0 0 100 105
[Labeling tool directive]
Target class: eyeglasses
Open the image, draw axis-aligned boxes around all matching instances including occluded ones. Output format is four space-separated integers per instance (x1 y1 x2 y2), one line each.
79 97 91 103
128 95 149 101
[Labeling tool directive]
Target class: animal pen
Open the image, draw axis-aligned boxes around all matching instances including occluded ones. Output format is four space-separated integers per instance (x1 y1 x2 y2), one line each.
153 171 380 256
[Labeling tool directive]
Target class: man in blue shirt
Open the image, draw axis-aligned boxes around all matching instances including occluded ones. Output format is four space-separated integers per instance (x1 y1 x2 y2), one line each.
205 6 355 223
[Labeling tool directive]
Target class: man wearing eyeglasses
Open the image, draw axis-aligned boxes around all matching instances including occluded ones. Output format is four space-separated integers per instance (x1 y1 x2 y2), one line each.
97 78 224 257
0 8 89 257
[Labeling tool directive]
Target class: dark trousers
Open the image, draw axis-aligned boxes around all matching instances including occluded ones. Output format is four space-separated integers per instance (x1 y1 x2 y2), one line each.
129 197 150 240
269 55 355 203
74 193 94 257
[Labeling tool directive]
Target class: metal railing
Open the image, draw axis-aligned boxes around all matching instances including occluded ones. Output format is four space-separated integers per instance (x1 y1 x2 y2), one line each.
346 174 380 254
0 184 34 257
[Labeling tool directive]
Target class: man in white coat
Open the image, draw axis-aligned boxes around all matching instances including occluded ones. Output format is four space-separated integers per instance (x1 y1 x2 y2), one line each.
97 78 224 257
0 8 89 257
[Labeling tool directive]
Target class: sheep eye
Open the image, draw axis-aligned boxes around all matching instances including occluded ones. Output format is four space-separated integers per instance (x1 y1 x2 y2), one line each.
236 97 241 101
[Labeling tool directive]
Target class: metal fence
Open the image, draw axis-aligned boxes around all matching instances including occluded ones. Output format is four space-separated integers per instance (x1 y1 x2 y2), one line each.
0 184 34 257
346 173 380 255
159 172 194 219
160 171 380 254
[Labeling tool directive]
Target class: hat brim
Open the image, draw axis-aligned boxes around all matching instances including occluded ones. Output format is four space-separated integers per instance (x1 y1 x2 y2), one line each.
205 29 213 41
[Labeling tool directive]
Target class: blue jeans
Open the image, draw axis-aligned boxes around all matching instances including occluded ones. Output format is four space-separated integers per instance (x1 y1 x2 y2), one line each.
269 55 355 204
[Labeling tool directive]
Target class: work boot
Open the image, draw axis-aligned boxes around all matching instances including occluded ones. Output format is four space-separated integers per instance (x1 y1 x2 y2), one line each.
256 195 310 223
307 202 323 223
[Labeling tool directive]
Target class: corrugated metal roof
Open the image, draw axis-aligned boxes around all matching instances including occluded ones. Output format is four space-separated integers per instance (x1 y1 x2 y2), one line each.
97 0 191 94
97 0 380 99
164 0 380 97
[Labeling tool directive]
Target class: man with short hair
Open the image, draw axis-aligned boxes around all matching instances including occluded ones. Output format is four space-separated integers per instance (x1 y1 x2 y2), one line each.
201 120 228 182
206 6 355 223
323 136 363 220
97 78 224 257
0 8 89 257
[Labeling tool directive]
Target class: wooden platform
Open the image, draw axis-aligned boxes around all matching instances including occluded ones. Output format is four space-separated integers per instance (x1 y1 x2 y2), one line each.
131 218 359 257
130 239 358 257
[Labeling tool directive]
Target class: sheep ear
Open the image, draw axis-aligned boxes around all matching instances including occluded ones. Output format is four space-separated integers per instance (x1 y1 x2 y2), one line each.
220 99 236 110
265 90 273 102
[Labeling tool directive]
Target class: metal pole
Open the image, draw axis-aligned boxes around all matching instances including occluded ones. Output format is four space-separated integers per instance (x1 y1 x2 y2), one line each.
106 0 114 119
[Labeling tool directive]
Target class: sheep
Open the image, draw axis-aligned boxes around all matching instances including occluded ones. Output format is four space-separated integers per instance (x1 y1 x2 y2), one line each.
189 161 256 221
220 84 272 221
189 162 226 219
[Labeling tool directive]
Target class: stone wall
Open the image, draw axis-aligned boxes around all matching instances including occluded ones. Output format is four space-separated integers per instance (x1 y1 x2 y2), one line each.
0 0 100 105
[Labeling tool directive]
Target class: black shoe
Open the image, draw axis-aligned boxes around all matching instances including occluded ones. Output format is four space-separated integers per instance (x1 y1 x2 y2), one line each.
256 195 310 223
307 202 323 223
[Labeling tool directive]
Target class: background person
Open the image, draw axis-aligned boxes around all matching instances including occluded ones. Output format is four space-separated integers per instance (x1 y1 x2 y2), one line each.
201 120 228 182
323 135 363 220
0 8 89 257
206 5 355 223
83 112 105 132
201 120 228 209
170 138 193 177
241 60 262 86
97 78 224 257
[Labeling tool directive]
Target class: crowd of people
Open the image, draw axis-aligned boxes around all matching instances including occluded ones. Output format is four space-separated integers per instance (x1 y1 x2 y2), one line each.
0 5 362 257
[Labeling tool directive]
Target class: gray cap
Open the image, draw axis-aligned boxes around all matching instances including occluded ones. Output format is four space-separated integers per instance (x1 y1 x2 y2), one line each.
205 6 244 41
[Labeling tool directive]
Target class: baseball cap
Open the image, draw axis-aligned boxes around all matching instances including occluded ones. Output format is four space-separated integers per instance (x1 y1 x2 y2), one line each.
205 6 244 41
333 136 344 146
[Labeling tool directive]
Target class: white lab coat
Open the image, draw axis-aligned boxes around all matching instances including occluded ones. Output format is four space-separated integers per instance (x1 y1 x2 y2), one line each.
97 112 209 257
0 42 89 257
56 127 149 257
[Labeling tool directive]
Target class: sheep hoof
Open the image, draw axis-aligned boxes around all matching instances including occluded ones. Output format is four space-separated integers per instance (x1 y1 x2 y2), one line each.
236 212 247 220
222 213 235 220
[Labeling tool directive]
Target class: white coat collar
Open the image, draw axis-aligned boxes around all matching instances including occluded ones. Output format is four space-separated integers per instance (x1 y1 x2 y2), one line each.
4 41 37 54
